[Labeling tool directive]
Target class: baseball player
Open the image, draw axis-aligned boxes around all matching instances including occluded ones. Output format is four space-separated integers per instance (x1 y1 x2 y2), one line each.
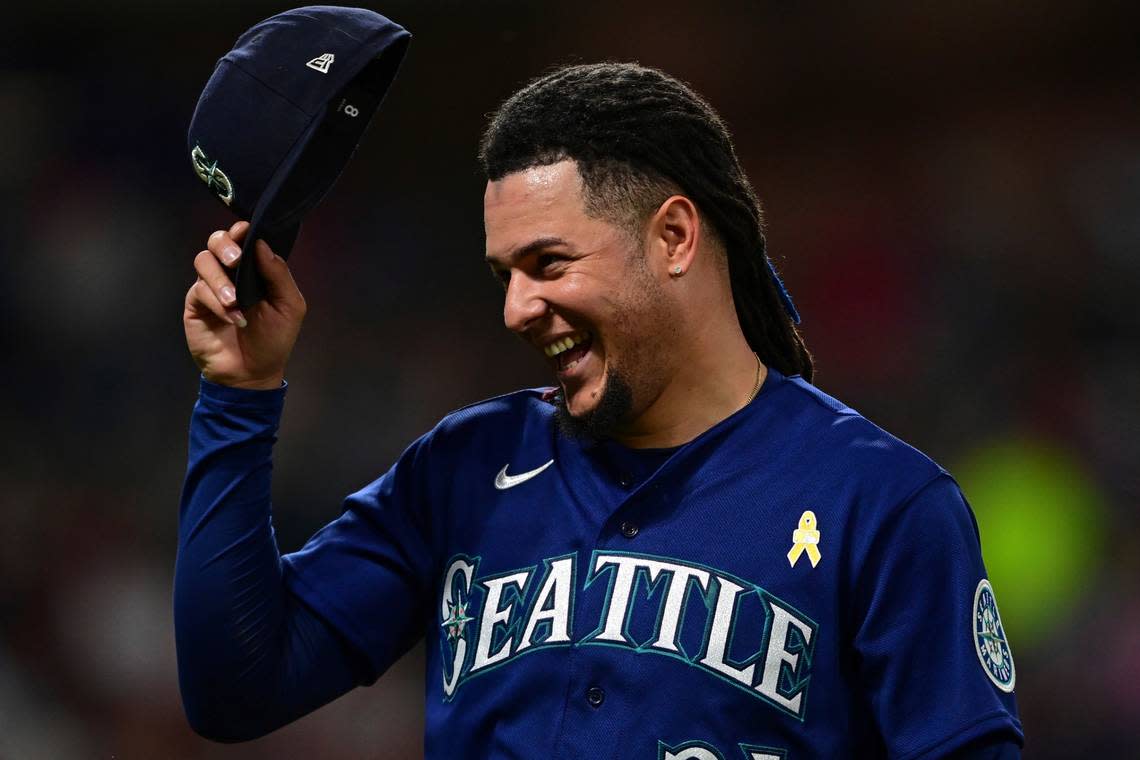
177 63 1024 758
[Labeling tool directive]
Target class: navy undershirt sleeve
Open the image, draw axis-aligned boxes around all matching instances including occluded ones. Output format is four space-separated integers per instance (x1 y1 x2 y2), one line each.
174 378 362 742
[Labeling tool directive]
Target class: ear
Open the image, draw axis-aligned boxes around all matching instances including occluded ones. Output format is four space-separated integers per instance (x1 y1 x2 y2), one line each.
645 195 701 280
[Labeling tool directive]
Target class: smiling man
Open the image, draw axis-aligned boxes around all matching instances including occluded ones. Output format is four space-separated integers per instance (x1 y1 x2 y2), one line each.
484 159 764 447
177 64 1023 758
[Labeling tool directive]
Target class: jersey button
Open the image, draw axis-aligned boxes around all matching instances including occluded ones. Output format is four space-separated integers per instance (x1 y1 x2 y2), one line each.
620 521 639 539
618 474 632 488
586 686 605 708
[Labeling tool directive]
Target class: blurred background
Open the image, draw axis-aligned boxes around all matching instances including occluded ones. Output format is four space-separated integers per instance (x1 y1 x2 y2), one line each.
1 0 1138 757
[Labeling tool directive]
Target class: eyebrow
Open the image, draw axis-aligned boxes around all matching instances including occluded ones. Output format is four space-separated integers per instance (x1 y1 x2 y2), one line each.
485 236 570 269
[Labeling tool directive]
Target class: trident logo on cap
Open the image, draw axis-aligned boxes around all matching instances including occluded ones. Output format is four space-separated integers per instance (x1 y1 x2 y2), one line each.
190 145 234 206
787 510 822 568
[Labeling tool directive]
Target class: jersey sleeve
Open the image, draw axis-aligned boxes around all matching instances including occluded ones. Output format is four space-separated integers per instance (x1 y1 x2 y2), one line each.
281 428 439 683
852 474 1024 759
176 377 364 739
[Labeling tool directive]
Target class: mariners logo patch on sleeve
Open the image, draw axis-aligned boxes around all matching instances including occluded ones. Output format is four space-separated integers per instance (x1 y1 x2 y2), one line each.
973 579 1015 692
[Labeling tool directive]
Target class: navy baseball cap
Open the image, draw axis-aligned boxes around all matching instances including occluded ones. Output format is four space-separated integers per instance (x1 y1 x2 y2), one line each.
188 6 410 309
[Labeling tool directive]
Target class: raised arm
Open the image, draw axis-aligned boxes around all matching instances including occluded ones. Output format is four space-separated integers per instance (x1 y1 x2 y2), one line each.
175 223 358 741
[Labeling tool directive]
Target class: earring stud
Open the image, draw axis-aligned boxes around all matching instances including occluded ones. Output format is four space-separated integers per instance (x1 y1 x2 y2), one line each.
672 265 683 276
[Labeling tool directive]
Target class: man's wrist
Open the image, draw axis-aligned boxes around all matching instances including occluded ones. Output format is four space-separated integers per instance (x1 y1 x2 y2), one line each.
226 376 286 391
201 373 286 391
199 375 288 407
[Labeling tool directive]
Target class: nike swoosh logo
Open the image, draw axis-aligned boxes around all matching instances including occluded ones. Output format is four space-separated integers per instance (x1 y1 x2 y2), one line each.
494 459 554 490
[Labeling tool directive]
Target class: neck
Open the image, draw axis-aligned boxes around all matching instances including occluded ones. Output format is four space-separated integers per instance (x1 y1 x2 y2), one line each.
613 328 765 449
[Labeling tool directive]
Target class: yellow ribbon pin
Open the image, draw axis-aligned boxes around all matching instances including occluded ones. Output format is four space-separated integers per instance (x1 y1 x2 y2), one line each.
787 510 822 568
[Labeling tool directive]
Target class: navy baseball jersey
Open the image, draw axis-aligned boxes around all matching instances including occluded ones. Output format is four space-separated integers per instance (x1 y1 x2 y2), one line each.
262 365 1022 758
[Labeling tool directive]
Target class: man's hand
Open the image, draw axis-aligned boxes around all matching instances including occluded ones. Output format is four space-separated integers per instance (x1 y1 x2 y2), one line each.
183 221 307 389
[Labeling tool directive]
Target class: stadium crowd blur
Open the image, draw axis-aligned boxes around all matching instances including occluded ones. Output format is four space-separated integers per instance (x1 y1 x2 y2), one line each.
1 1 1137 757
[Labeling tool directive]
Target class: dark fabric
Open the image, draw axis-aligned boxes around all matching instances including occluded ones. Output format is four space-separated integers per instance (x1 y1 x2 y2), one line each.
186 6 410 307
174 378 359 741
176 369 1024 755
943 736 1022 759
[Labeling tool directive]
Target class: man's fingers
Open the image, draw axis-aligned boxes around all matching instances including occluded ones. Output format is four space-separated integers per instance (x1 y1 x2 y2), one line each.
199 224 303 315
193 250 246 322
187 278 244 326
184 277 229 325
207 228 244 269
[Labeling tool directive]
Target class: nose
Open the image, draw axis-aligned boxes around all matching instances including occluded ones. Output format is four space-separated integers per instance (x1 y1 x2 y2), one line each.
503 272 548 334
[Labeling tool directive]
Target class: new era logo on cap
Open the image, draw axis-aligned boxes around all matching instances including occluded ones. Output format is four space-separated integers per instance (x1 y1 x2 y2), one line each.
306 53 335 73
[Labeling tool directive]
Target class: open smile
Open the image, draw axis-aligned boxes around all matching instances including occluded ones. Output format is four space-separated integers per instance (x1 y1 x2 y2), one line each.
543 331 593 376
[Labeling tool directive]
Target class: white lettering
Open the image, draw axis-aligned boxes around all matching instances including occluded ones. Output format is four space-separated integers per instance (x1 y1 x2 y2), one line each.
698 576 755 686
442 550 817 715
649 564 711 652
517 557 574 651
471 570 531 671
593 554 702 645
756 599 814 714
664 747 722 760
594 555 658 643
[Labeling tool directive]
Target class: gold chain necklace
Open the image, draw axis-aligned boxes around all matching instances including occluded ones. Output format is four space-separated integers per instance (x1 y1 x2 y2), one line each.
745 353 762 404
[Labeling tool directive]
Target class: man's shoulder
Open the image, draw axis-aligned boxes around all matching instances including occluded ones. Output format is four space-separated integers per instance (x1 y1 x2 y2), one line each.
764 371 946 486
424 387 558 449
436 386 557 426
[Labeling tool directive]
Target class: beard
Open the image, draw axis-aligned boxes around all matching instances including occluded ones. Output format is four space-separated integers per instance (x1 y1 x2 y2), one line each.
553 365 635 442
551 252 674 442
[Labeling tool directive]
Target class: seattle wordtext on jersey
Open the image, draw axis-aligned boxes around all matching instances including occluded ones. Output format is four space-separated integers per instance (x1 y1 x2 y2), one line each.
439 550 818 720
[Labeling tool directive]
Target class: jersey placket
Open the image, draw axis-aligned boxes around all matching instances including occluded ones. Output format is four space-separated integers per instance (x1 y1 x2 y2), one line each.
549 438 684 759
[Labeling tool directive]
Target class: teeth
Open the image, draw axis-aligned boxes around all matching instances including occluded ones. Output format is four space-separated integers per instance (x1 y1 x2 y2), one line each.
544 332 589 358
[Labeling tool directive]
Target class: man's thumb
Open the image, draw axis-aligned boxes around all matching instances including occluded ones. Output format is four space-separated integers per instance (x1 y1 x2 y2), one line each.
253 238 302 307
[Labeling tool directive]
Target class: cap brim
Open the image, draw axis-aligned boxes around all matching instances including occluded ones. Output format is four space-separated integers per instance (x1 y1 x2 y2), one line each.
232 89 326 311
234 219 300 309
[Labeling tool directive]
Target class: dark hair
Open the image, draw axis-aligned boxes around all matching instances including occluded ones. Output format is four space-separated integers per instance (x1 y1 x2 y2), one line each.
479 62 814 382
